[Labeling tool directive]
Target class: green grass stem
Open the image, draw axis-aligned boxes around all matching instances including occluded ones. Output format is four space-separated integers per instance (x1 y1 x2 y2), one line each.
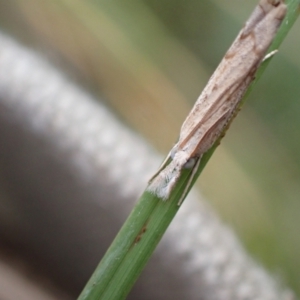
78 1 299 299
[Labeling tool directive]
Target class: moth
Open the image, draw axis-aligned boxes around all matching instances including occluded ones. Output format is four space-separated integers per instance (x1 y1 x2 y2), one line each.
147 0 287 205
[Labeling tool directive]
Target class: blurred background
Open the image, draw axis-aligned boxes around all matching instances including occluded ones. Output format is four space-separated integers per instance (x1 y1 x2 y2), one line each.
0 0 299 297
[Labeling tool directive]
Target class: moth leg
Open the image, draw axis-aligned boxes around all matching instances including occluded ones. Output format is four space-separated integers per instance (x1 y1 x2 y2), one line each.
148 151 172 184
177 156 202 206
262 49 278 62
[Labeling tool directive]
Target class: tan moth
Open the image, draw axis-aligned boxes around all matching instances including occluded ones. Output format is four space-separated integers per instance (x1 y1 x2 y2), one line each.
147 0 287 205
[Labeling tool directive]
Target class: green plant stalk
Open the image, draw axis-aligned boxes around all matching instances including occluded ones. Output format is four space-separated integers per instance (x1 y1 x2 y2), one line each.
78 1 299 299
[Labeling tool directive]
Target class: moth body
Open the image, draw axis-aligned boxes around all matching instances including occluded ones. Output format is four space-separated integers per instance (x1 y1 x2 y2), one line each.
147 0 287 204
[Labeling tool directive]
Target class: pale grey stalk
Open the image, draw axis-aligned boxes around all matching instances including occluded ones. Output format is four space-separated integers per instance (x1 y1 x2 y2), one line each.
0 33 294 300
0 252 71 300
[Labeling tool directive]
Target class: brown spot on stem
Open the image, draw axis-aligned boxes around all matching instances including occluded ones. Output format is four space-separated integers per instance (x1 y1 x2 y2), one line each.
133 223 148 245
